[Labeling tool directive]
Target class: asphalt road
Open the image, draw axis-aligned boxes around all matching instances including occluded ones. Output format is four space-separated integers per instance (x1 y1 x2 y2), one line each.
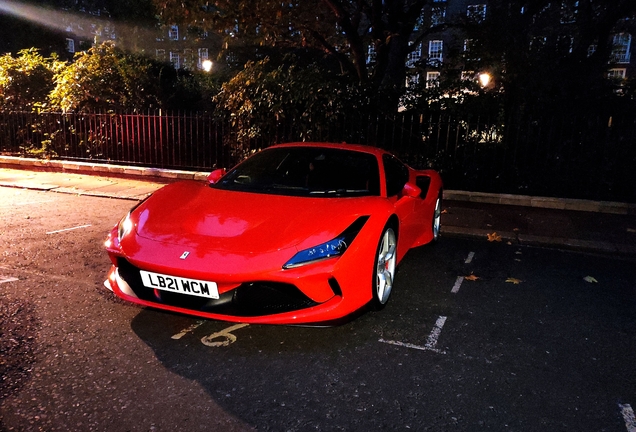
1 187 635 432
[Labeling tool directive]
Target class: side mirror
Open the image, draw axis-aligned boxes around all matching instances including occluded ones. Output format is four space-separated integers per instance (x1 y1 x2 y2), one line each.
402 182 422 198
207 168 226 184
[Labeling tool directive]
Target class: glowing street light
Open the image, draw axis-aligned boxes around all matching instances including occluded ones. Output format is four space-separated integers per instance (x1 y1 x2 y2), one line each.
479 72 491 87
201 60 213 72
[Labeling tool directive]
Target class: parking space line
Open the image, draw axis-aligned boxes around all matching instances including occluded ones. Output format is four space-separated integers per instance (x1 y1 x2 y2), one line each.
0 276 19 284
465 251 475 264
620 404 636 432
46 224 92 235
451 276 464 294
379 316 448 354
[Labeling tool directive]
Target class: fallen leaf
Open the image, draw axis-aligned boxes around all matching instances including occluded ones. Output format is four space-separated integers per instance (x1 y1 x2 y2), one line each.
506 241 512 245
583 276 598 283
514 259 521 262
515 251 522 255
627 228 636 233
506 278 523 284
465 274 480 281
487 232 502 242
513 228 520 233
441 209 448 214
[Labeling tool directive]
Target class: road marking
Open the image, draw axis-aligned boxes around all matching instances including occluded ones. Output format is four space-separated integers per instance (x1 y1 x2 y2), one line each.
379 316 447 354
46 224 92 235
0 276 19 284
620 404 636 432
451 276 464 294
465 251 475 264
171 320 205 339
201 323 249 347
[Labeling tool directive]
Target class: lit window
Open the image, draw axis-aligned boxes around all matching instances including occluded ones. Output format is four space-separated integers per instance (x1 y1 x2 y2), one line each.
431 7 446 26
169 25 179 41
198 48 209 68
406 73 420 88
461 71 475 81
607 68 626 80
467 4 487 22
66 38 75 53
169 52 180 69
560 1 579 24
428 40 443 64
426 72 440 88
610 33 631 64
367 44 377 64
406 42 422 68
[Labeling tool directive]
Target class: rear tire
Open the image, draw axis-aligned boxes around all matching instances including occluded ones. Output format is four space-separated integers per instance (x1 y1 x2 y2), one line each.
371 224 397 311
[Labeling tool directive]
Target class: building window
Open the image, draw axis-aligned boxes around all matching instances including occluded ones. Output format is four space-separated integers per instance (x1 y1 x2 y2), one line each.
426 72 440 88
461 70 475 81
560 1 579 24
367 44 377 64
156 49 166 61
169 25 179 41
587 44 597 57
428 40 443 64
198 48 209 69
406 42 422 68
406 73 420 88
169 52 180 69
66 38 75 53
530 36 547 51
183 49 193 68
610 33 631 64
467 4 487 22
557 35 574 54
431 7 446 26
607 68 626 80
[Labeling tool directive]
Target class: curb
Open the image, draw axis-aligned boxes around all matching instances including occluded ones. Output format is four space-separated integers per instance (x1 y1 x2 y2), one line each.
1 155 636 214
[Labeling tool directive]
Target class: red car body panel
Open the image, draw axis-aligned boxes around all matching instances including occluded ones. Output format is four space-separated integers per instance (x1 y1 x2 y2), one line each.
104 142 442 325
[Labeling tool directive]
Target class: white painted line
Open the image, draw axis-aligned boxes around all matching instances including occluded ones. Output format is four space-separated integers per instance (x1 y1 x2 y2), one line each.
171 320 205 340
46 224 92 235
0 276 19 284
465 251 475 263
378 316 448 354
425 316 447 352
620 404 636 432
451 276 464 294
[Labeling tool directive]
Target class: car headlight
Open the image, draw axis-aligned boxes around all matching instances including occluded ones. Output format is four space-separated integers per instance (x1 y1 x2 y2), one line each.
283 216 369 269
117 212 134 242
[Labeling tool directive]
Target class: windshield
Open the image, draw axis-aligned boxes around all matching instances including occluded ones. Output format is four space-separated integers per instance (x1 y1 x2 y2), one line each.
213 147 381 197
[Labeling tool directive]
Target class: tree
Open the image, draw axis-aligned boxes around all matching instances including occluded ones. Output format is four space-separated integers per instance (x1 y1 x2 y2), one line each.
467 0 636 117
47 41 216 112
0 49 64 111
214 55 366 153
153 0 456 110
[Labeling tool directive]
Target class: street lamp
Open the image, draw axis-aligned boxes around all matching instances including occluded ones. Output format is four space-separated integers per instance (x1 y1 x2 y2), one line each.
202 60 213 72
479 72 491 87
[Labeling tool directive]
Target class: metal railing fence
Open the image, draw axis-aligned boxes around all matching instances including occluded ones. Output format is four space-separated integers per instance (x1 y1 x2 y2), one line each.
1 109 634 202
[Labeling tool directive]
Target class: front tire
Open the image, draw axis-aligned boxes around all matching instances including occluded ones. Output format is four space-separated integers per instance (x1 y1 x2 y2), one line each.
432 192 442 242
371 225 397 311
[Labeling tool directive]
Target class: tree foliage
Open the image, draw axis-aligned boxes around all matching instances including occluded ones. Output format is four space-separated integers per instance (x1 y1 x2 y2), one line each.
215 56 366 149
0 49 64 111
47 41 218 112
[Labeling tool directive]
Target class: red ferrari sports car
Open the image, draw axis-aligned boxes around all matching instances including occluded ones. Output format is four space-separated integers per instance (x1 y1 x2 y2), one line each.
104 142 442 325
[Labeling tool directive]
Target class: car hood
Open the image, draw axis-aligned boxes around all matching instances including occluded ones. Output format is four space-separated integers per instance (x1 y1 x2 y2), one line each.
133 181 377 254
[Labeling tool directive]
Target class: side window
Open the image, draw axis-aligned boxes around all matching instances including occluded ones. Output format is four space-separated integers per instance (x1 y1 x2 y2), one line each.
383 154 409 197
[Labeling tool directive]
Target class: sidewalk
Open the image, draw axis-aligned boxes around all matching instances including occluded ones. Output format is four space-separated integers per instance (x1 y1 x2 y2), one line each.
1 158 635 258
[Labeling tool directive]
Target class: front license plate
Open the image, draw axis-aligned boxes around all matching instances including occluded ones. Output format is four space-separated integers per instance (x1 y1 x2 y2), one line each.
139 270 219 299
